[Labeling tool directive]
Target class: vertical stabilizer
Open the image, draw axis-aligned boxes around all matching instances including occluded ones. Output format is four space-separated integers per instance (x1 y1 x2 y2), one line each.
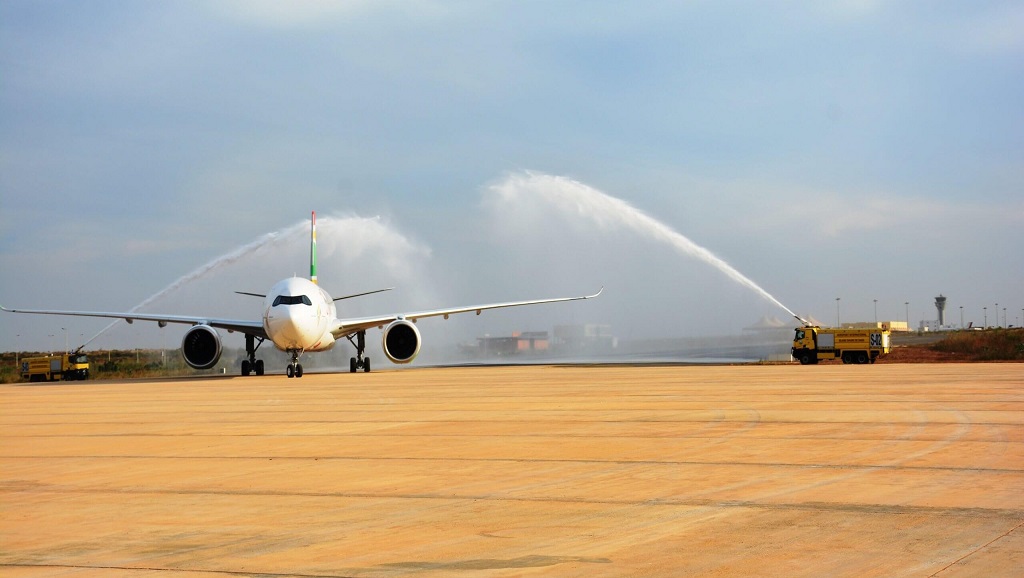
310 211 318 284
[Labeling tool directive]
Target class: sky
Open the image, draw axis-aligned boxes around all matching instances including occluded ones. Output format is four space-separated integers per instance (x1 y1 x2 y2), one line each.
1 0 1022 357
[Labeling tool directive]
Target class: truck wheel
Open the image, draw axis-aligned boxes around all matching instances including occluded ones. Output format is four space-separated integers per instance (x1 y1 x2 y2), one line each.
856 352 869 364
799 353 813 365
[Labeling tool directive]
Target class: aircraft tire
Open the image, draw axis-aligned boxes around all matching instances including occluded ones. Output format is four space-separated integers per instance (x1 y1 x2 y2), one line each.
350 358 357 373
255 360 264 375
287 365 295 378
364 358 370 373
295 364 303 378
241 359 251 376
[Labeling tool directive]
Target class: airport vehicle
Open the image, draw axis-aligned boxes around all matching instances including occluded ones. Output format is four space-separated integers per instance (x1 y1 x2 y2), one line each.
20 352 90 382
3 212 601 378
792 326 890 365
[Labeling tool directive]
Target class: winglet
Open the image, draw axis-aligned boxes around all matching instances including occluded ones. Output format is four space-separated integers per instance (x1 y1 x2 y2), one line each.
310 211 318 285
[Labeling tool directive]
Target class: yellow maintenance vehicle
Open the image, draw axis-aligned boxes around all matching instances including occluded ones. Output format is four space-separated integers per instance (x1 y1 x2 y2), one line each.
791 326 891 365
20 352 90 382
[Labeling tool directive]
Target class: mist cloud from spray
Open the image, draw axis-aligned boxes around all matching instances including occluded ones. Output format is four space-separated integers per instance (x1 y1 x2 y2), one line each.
89 173 797 364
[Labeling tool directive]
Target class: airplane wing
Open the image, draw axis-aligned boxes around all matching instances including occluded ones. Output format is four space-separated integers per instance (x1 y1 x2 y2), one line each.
330 287 603 338
0 305 267 339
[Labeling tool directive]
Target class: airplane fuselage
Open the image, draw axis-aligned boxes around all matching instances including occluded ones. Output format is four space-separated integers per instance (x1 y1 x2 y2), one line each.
263 277 337 353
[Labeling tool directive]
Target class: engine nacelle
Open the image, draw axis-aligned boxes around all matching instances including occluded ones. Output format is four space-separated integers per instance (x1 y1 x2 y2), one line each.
382 318 421 364
181 324 222 370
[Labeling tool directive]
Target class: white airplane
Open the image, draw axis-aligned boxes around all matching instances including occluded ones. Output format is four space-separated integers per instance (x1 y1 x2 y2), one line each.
2 212 602 377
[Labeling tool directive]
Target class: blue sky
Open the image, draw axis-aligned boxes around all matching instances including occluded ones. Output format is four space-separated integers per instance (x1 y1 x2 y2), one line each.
2 1 1022 353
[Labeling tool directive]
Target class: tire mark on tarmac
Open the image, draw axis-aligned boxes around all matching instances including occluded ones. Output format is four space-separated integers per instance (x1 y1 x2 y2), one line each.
927 518 1024 577
6 483 1021 518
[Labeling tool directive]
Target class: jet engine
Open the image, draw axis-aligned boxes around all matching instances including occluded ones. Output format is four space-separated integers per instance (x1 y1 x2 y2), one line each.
382 319 421 363
181 324 222 370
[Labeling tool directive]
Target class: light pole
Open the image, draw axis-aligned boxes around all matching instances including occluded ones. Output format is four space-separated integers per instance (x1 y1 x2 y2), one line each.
874 299 878 324
984 307 987 328
995 303 999 328
960 306 964 330
1003 307 1007 328
835 297 841 327
905 301 909 330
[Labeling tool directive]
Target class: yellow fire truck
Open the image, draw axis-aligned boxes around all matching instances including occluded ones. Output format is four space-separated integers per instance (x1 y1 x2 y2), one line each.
792 326 891 365
20 353 90 382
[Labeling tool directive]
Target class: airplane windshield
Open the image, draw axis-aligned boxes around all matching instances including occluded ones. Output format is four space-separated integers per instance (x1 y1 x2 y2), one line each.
272 295 313 307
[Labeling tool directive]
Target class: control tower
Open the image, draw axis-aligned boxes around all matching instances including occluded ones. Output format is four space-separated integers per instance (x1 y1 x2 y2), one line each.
935 294 947 326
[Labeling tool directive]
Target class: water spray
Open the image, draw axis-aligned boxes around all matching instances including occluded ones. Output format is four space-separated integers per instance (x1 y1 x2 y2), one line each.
78 214 434 350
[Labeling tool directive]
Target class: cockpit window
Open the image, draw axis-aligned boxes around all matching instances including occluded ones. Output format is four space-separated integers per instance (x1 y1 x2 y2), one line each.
272 295 313 307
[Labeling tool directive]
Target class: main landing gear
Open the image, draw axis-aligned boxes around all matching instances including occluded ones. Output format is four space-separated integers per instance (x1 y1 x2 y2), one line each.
241 334 266 376
286 349 305 378
346 330 371 373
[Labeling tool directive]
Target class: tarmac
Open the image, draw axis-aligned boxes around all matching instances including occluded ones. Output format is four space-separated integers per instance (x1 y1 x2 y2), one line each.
1 363 1022 577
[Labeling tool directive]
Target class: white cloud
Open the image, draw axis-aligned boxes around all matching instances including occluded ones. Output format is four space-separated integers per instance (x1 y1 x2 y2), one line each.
960 4 1024 54
209 0 449 30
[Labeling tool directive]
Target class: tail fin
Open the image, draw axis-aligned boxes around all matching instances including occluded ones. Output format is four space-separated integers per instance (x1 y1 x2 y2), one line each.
310 211 318 284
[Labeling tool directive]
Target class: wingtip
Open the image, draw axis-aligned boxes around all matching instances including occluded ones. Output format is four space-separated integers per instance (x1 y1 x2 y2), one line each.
588 286 604 299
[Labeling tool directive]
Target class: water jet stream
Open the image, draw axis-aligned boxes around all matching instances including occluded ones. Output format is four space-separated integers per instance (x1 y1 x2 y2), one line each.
488 171 800 320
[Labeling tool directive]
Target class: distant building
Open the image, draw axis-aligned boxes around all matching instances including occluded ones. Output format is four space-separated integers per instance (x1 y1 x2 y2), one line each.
844 321 908 332
743 316 790 332
918 320 957 332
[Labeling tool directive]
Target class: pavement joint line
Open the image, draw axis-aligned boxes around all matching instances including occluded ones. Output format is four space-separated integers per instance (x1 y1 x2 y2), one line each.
2 454 1021 473
0 562 358 578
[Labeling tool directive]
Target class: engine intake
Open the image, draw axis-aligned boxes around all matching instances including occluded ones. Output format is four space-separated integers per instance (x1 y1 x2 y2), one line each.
382 319 421 363
181 325 222 370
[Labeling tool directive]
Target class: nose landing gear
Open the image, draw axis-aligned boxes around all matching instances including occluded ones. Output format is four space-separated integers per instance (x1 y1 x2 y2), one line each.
286 349 304 378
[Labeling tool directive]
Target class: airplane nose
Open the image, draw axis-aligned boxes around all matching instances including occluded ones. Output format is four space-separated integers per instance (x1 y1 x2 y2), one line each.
268 308 314 349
